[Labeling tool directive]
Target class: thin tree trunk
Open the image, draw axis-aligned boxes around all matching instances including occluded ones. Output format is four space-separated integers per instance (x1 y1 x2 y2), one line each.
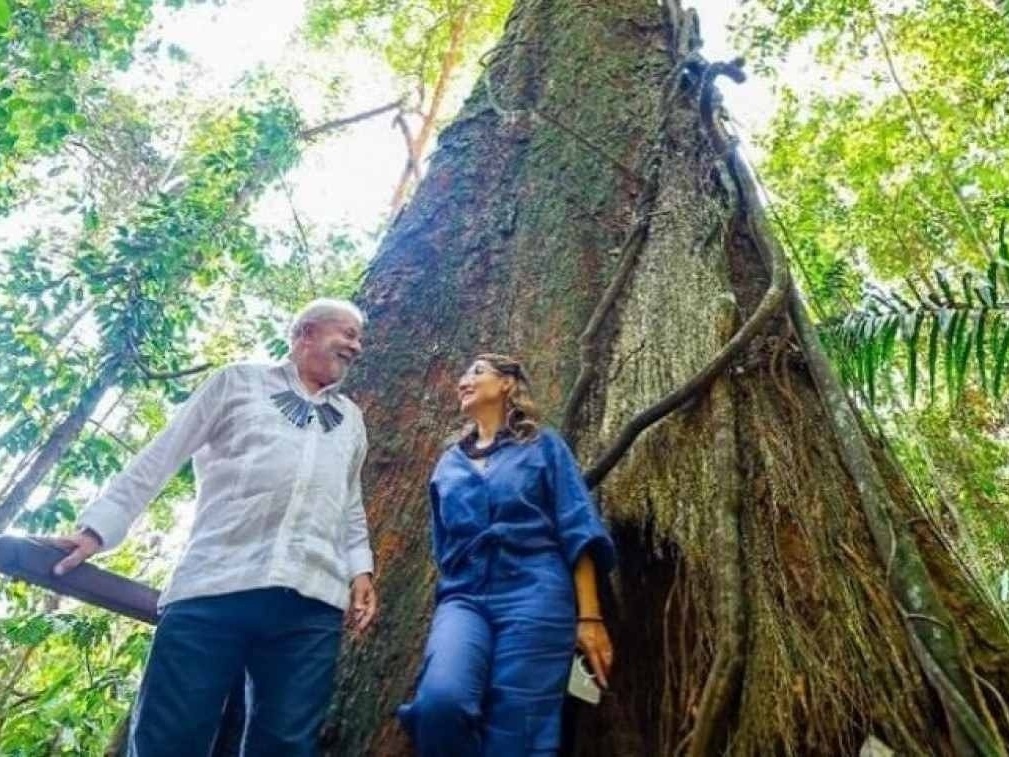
389 10 468 214
330 1 1009 755
0 644 38 734
0 358 121 531
866 6 991 260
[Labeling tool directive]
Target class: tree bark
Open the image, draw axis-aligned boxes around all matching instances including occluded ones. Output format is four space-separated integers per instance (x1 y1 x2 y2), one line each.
330 1 1009 754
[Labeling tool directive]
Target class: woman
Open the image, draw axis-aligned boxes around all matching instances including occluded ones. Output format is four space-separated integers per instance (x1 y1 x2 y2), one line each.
397 354 616 756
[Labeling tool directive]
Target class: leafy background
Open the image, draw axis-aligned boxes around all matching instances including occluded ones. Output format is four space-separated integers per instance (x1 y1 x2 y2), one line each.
0 0 1007 753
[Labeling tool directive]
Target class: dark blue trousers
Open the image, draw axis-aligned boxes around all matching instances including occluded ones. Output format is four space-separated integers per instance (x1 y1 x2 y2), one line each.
129 587 343 757
398 553 577 756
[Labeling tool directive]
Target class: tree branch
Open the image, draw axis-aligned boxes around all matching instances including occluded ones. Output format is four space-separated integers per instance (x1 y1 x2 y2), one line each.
86 418 136 454
135 361 213 382
299 100 403 142
281 177 318 296
393 111 422 182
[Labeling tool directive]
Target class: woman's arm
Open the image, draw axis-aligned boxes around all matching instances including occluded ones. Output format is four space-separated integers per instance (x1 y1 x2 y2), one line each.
574 551 613 689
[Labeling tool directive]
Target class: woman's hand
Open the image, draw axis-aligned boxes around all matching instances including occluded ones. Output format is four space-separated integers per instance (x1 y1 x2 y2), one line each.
576 619 613 689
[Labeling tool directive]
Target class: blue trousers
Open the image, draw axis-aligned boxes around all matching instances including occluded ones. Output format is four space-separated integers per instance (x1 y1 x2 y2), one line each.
129 587 343 757
398 554 576 756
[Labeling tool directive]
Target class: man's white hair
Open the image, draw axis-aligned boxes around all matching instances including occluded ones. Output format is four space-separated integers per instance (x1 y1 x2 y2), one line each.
289 298 366 343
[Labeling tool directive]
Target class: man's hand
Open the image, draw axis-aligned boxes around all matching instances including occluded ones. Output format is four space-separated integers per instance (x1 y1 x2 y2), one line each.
45 529 103 576
348 573 377 635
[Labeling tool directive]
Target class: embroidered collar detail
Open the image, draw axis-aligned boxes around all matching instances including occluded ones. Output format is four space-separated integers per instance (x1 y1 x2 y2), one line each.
271 390 344 431
272 362 345 432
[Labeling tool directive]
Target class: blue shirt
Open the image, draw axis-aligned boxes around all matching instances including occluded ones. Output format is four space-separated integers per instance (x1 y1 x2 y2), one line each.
429 427 616 598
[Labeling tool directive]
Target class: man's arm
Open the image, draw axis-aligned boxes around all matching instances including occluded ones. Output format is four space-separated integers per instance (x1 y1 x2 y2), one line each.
346 426 376 633
52 367 231 575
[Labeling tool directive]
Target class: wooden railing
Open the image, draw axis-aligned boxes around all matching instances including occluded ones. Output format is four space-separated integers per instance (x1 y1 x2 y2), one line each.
0 535 244 756
0 535 159 623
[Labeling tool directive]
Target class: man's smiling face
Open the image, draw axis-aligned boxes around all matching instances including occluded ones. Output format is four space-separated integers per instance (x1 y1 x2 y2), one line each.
301 312 364 387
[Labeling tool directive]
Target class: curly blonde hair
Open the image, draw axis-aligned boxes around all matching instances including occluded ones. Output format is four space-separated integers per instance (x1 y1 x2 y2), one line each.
464 353 541 442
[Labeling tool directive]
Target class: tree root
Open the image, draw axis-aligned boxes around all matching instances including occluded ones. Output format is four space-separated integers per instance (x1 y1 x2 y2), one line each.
686 299 747 757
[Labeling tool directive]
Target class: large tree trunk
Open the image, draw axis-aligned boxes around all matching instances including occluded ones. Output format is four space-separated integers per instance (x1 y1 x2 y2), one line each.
330 1 1009 755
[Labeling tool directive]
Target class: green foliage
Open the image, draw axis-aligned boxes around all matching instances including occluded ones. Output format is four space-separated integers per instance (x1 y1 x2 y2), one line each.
0 0 379 750
741 0 1009 314
305 0 509 84
0 0 184 210
0 591 154 755
0 97 303 475
826 223 1009 404
877 392 1009 592
741 0 1009 609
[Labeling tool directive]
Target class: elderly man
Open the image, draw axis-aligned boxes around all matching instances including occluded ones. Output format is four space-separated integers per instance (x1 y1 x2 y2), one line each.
49 298 377 756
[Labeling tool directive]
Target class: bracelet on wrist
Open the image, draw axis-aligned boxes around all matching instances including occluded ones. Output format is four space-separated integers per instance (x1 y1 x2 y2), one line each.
577 615 604 623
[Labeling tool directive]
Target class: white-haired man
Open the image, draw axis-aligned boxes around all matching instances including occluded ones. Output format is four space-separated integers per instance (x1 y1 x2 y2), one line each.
48 298 377 756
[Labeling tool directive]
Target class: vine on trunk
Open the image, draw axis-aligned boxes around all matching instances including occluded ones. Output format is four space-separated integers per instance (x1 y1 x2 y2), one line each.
553 5 1008 751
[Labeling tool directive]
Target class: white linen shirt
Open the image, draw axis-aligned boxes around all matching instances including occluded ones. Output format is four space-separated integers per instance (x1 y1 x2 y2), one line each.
78 361 374 611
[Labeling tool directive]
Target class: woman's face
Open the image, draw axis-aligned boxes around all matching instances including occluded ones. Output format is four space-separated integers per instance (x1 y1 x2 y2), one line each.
457 360 513 416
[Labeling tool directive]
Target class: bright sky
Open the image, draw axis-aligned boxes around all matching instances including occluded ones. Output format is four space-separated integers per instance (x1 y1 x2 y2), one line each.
114 0 783 257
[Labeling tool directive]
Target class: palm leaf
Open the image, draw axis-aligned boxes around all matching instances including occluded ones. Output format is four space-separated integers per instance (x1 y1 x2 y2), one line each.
823 244 1009 406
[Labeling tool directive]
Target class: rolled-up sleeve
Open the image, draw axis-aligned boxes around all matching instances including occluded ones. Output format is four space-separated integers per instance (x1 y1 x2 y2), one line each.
544 429 616 572
345 427 374 578
77 367 231 550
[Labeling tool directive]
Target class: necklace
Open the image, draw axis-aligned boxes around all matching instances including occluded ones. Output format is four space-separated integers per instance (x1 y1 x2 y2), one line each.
459 428 513 459
270 387 344 432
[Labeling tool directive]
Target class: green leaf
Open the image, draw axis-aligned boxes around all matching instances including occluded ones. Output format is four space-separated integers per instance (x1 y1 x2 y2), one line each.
905 276 926 306
865 338 877 406
905 311 924 403
927 315 941 402
976 309 988 391
992 323 1009 397
945 310 962 403
954 313 973 400
0 0 10 31
936 270 954 304
961 272 974 307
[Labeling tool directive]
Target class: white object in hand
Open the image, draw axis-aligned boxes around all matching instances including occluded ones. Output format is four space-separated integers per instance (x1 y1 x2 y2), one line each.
567 653 601 705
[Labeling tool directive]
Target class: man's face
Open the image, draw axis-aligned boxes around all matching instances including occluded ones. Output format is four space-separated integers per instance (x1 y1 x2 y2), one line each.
301 313 364 385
